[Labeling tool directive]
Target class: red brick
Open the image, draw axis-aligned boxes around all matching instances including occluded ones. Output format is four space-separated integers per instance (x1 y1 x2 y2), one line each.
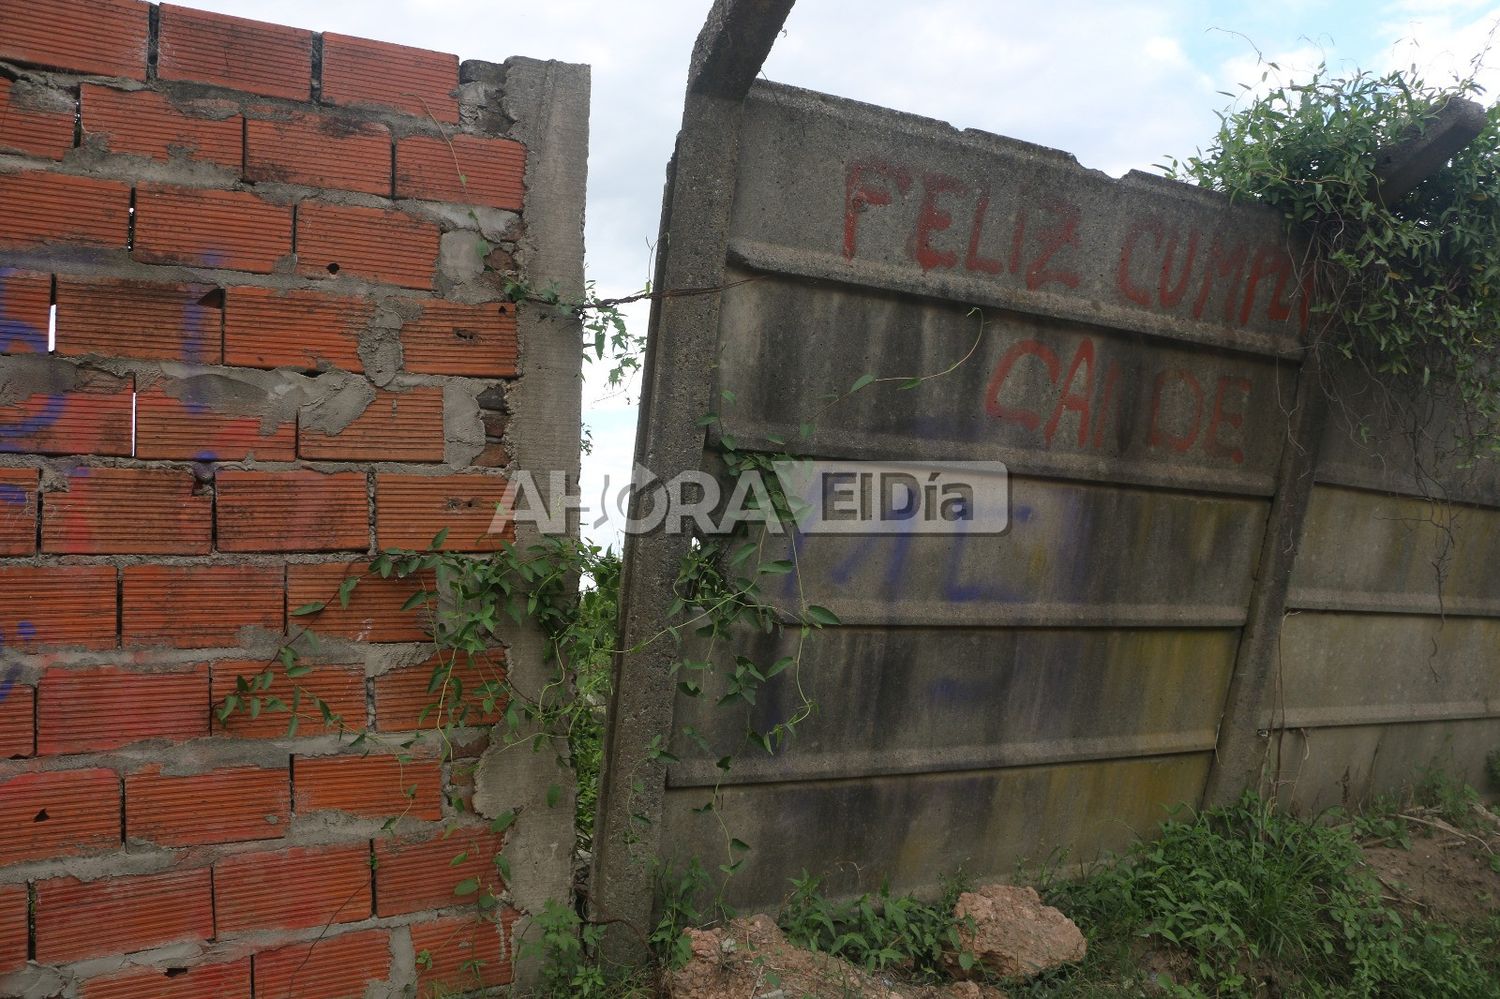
296 201 439 289
321 34 458 123
0 565 117 650
0 77 74 159
81 84 240 168
126 764 287 846
157 4 312 99
43 466 212 554
55 275 222 363
0 883 25 974
253 928 392 999
213 844 371 934
35 868 212 963
374 652 505 732
0 685 33 758
0 368 134 457
247 114 391 195
0 467 39 556
223 286 374 371
134 383 297 462
135 184 291 273
216 469 368 553
0 0 149 78
375 473 512 552
80 959 252 999
293 753 442 821
0 769 119 865
0 269 51 355
0 171 129 250
397 134 525 211
39 665 208 754
122 565 284 648
286 561 432 642
411 914 512 993
211 661 366 738
399 298 518 377
374 827 503 917
299 387 445 462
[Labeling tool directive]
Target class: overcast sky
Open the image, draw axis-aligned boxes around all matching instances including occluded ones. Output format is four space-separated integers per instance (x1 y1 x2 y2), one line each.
182 0 1500 547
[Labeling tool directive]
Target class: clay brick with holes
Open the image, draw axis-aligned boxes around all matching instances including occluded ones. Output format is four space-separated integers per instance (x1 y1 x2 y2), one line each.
374 827 504 916
296 201 440 289
0 685 33 758
134 184 291 273
122 565 284 648
399 298 519 377
39 664 208 754
0 467 39 555
376 473 513 552
0 368 134 457
397 133 526 211
223 286 375 371
0 269 51 354
79 959 252 999
126 764 288 846
213 844 372 934
0 769 120 865
0 565 118 649
374 651 505 732
321 33 458 122
286 561 433 642
211 661 366 738
80 84 241 168
134 383 297 461
0 77 75 158
411 914 513 993
298 387 446 462
0 172 130 249
294 753 443 820
55 276 223 363
156 4 312 99
0 0 149 78
43 467 212 554
253 928 392 999
216 469 369 553
35 868 213 964
247 114 391 196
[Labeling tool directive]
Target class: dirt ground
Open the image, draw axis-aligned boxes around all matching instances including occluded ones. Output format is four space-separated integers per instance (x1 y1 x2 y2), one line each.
1362 825 1500 926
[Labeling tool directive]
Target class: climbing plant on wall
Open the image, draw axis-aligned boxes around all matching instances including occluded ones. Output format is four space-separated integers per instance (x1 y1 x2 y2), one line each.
1169 63 1500 457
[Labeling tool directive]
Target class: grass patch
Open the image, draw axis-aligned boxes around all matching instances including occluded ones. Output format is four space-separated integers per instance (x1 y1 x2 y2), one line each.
1019 793 1500 998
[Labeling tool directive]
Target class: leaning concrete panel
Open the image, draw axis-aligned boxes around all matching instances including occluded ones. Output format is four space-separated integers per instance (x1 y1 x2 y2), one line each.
667 627 1237 786
716 269 1293 495
729 84 1308 357
1290 485 1500 616
1274 718 1500 815
760 476 1267 627
661 754 1211 906
1275 613 1500 730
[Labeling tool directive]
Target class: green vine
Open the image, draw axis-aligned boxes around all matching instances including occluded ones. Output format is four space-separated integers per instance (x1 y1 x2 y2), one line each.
1169 62 1500 458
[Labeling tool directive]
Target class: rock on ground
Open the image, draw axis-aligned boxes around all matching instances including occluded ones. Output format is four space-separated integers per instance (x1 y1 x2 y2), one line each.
667 914 1007 999
947 884 1086 981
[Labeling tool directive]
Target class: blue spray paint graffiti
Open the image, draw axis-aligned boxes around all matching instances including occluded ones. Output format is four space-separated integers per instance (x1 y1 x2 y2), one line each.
0 621 38 703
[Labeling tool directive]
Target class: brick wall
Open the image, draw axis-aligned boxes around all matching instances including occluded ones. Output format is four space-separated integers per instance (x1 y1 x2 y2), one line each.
0 1 587 994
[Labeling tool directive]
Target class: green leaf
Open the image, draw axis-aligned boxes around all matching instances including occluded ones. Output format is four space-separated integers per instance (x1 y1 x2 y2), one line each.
453 877 480 896
490 810 518 835
850 373 876 393
400 591 427 612
291 602 325 616
804 605 841 626
429 527 450 550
